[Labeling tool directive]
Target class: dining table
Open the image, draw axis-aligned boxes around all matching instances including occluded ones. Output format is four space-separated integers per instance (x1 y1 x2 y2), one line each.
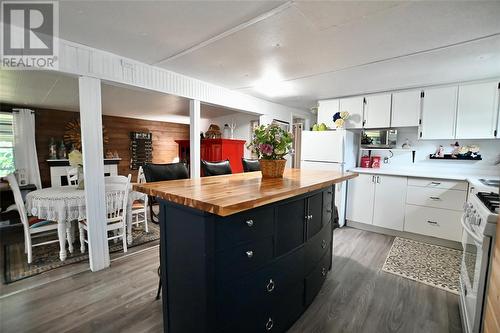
25 185 142 261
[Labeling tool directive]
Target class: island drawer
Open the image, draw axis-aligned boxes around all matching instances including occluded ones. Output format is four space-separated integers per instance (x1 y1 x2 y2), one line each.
406 186 467 211
407 178 468 191
305 219 332 275
215 206 274 250
305 247 332 306
216 236 274 281
404 204 463 242
218 281 304 333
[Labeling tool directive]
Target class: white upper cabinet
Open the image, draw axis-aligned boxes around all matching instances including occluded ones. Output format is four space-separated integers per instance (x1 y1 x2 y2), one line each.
391 90 421 127
317 99 339 129
456 81 499 139
420 86 458 139
364 93 392 129
339 97 364 129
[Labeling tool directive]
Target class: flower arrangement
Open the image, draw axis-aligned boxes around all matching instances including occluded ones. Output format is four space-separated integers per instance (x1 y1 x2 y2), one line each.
332 111 350 128
68 149 83 167
248 124 293 178
248 124 293 160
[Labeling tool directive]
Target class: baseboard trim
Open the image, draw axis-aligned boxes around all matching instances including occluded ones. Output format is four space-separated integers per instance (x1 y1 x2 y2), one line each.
347 220 462 250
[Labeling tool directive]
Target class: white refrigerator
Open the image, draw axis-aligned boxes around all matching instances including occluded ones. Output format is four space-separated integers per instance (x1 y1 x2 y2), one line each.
300 130 358 226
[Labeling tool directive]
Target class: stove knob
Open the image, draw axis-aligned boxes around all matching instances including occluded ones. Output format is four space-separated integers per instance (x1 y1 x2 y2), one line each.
476 216 482 226
469 215 477 225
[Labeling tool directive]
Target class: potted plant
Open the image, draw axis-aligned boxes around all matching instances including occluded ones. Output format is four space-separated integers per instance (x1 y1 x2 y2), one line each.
248 124 293 178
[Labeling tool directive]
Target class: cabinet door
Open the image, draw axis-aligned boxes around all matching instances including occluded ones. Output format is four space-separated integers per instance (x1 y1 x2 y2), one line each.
275 198 305 257
420 86 458 139
372 175 407 231
339 97 364 129
364 93 392 129
456 81 499 139
306 192 323 239
346 174 375 224
391 90 421 127
317 99 339 129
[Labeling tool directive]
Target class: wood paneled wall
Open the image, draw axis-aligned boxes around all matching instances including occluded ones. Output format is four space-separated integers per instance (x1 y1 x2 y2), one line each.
483 213 500 333
34 108 189 187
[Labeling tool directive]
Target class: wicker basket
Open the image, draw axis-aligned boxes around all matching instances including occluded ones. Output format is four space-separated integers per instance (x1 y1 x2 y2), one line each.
259 159 286 178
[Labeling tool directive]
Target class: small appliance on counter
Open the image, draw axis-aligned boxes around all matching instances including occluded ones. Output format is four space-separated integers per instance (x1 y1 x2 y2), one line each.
361 129 397 149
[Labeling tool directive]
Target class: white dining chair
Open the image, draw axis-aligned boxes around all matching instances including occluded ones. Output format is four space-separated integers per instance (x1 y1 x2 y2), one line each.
7 174 61 264
66 167 79 186
130 167 149 233
79 174 131 253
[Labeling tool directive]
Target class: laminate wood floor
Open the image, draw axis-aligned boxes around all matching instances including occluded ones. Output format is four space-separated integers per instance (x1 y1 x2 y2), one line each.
0 228 462 333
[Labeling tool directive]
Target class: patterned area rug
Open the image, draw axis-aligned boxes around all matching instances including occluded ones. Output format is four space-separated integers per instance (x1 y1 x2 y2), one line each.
3 223 159 284
382 237 462 294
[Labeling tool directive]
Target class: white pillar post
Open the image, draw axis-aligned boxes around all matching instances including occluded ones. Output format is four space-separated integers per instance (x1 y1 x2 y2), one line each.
189 99 201 178
78 76 109 271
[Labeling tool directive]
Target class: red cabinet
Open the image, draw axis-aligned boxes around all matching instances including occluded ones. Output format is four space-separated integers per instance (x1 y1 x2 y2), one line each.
175 139 246 173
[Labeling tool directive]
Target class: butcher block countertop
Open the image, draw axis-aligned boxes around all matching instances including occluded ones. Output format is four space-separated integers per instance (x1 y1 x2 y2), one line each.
133 168 357 216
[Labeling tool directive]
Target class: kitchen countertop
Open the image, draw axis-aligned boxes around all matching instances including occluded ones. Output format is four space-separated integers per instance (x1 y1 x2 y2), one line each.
134 169 357 216
349 167 499 193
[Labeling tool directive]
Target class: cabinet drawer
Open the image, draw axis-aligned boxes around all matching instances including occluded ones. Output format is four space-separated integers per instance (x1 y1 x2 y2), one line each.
407 178 467 191
404 204 463 241
305 247 332 306
216 237 274 281
217 248 304 330
305 220 332 275
215 206 274 250
406 186 467 211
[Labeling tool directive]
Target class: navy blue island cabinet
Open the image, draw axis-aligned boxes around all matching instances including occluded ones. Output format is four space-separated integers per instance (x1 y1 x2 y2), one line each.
159 185 336 333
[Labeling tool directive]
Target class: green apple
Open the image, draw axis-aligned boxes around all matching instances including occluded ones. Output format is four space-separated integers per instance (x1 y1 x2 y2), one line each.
312 124 318 131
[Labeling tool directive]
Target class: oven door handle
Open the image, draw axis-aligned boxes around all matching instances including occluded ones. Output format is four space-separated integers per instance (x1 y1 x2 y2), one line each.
461 215 483 244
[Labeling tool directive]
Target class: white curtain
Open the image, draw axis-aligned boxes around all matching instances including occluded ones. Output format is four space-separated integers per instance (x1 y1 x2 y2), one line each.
13 109 42 189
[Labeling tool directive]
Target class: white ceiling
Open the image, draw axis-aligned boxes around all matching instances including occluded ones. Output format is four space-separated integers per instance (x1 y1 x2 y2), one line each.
56 1 500 109
0 70 240 123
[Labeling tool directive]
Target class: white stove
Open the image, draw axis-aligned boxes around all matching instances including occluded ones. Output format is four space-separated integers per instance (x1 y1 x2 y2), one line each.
459 190 498 333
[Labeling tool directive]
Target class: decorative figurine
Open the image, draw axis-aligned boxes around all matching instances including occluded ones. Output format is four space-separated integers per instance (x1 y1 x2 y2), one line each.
57 141 67 159
228 120 236 139
48 137 57 159
468 145 480 158
450 141 460 158
223 124 231 138
402 138 411 149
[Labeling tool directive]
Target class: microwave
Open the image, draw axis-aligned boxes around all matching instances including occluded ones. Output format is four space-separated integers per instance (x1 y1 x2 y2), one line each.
361 129 397 149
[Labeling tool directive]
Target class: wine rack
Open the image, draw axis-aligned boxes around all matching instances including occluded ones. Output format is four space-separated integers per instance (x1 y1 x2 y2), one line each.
130 132 153 170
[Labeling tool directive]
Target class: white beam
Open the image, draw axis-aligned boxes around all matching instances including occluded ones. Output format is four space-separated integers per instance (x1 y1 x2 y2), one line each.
79 76 109 272
189 99 201 179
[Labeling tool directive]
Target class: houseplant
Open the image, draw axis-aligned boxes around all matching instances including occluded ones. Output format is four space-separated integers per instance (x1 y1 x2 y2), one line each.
248 124 293 178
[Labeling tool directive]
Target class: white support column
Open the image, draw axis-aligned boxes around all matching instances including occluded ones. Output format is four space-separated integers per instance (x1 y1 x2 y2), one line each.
189 99 201 179
79 76 110 272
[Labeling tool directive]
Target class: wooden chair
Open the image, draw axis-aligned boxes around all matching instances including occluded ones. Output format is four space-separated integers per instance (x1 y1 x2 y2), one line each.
79 175 131 253
242 158 261 172
6 174 60 264
66 167 79 185
130 167 149 234
201 159 232 176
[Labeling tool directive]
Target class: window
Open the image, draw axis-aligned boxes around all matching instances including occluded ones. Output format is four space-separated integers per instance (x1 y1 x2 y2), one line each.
0 112 15 177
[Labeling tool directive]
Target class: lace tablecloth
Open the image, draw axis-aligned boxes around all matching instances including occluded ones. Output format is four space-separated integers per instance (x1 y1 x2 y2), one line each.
26 186 87 223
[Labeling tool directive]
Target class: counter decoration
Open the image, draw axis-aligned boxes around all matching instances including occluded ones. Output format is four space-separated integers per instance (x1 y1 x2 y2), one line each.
430 142 482 160
205 124 221 139
48 137 57 159
69 149 84 189
248 123 293 178
333 111 350 128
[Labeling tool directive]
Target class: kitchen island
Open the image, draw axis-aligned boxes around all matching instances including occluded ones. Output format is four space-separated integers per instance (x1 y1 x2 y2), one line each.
134 169 357 333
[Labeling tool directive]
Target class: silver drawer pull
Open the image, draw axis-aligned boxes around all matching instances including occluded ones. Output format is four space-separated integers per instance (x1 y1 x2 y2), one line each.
430 182 441 186
246 219 254 227
266 279 275 292
321 267 327 277
326 209 332 213
309 214 313 220
265 318 274 331
429 196 441 200
246 250 254 258
427 220 438 225
327 190 333 194
321 240 327 249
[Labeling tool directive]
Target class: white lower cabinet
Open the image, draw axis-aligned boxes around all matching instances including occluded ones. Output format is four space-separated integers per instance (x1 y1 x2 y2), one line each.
372 175 407 231
346 174 375 224
346 174 406 231
347 174 467 242
404 205 463 242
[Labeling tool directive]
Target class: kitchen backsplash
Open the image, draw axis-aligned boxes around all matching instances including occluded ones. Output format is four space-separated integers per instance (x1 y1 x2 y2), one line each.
358 127 500 174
